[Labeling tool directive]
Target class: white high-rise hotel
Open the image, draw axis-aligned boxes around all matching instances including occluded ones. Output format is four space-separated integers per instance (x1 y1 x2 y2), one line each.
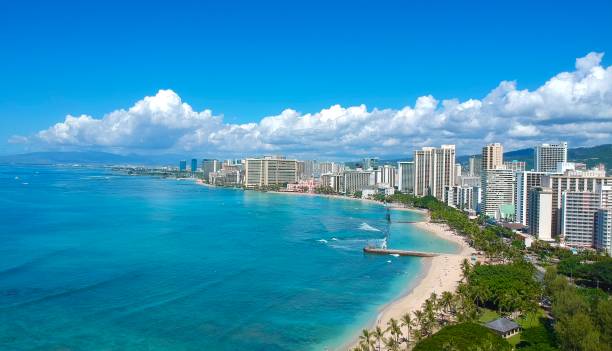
535 142 568 172
413 145 456 201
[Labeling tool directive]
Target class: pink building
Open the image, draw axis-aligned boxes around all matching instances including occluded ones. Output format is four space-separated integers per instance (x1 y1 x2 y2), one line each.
286 179 318 193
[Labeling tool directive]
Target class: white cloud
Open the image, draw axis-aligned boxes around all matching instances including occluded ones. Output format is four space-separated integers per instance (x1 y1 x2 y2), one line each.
23 52 612 158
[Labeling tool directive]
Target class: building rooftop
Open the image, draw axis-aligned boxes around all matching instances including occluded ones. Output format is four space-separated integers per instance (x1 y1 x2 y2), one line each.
485 317 520 333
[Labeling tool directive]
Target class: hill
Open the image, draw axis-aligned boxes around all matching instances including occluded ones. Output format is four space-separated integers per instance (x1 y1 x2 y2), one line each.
0 151 182 166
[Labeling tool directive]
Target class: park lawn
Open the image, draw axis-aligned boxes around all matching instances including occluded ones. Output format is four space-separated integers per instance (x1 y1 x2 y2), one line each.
478 308 500 323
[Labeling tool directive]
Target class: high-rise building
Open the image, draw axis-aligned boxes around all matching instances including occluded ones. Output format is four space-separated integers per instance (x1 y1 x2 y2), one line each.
561 184 612 248
320 173 343 193
535 142 568 172
528 187 553 241
380 165 397 187
363 157 379 170
542 171 612 236
244 158 298 188
468 156 481 176
596 209 612 256
179 160 187 171
201 159 221 182
397 161 415 193
413 145 456 201
454 163 462 185
190 158 198 172
516 171 547 226
343 170 372 195
482 167 515 220
504 160 526 172
481 143 504 171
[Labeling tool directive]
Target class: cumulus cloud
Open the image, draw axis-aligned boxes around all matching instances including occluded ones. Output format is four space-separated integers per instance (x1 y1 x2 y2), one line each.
22 52 612 158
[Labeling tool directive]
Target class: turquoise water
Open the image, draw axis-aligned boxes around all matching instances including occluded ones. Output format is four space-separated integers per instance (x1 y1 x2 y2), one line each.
0 165 458 351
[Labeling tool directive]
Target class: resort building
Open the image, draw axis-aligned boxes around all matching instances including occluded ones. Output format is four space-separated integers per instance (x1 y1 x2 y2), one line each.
535 142 568 172
528 187 553 241
481 167 515 220
190 158 198 172
320 173 344 193
319 162 344 175
179 160 187 171
244 157 298 188
504 160 526 172
516 171 548 226
413 145 456 201
343 170 372 195
380 165 397 188
481 143 503 171
468 155 481 176
542 170 612 236
560 184 612 248
397 161 415 194
201 159 221 182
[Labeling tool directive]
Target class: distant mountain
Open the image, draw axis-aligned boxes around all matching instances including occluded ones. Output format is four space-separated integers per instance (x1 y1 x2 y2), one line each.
0 151 182 166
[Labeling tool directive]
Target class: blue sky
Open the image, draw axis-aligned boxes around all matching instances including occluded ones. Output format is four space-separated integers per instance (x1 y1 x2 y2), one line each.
1 0 611 158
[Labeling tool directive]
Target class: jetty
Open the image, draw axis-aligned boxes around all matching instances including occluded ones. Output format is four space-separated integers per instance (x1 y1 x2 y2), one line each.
363 247 439 257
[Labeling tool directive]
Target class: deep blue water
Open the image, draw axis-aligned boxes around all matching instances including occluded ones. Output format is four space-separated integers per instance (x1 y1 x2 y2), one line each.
0 165 457 351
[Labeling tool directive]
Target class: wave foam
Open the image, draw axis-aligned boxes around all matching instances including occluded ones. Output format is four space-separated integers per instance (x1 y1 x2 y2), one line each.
359 223 381 232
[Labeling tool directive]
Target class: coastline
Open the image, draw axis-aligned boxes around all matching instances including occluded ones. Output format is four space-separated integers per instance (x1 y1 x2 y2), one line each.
343 219 473 351
191 180 471 350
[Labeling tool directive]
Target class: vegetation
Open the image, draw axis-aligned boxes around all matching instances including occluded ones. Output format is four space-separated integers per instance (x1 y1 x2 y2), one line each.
314 185 338 195
354 193 611 351
412 322 512 351
544 267 611 351
467 262 540 315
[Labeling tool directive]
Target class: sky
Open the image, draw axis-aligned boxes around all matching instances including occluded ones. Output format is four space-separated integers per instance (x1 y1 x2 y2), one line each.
1 0 611 159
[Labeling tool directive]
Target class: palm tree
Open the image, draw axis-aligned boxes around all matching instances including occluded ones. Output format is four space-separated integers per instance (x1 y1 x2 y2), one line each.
358 329 374 351
383 336 401 351
399 312 412 346
373 326 385 351
460 258 471 282
440 291 454 323
386 318 402 345
413 309 427 340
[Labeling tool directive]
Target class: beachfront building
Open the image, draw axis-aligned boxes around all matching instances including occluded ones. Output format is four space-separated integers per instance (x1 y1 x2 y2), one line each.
379 165 397 188
516 171 548 226
397 161 415 194
179 160 187 171
190 158 198 172
343 170 372 195
201 159 221 182
286 179 318 193
320 173 343 193
528 187 553 241
413 145 456 201
535 142 568 172
561 184 612 248
482 167 515 220
244 157 298 188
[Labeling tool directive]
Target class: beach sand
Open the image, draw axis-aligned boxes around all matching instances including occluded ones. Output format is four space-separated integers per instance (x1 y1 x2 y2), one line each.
343 219 473 350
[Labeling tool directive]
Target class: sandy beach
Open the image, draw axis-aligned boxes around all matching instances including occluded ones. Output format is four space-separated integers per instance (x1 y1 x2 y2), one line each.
344 219 473 350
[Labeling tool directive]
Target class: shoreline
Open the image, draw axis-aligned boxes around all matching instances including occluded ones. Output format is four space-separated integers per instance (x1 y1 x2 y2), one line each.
342 219 473 351
191 180 471 350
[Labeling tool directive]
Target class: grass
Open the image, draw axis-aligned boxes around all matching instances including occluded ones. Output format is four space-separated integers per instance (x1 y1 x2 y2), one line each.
478 308 500 323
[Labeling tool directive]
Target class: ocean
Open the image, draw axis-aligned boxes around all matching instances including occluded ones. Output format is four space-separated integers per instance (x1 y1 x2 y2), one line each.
0 165 458 350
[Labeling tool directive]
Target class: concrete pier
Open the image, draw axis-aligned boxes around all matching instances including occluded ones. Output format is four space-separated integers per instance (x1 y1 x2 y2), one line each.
363 247 438 257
